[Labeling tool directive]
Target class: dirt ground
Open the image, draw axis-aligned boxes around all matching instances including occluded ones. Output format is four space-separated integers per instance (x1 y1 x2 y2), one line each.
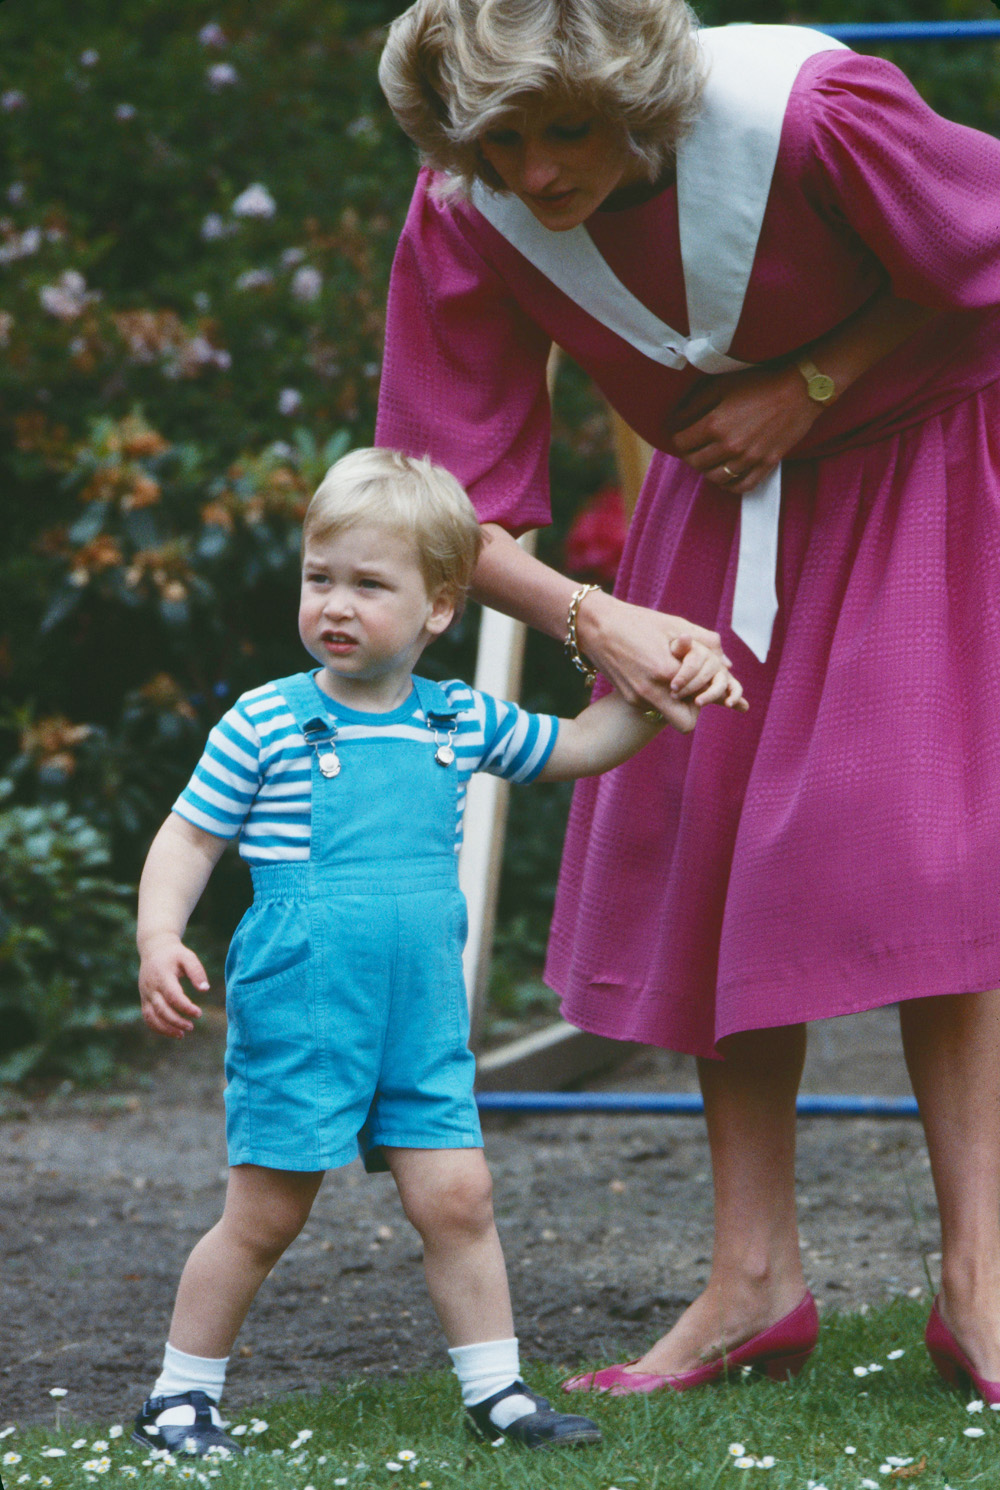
0 1002 940 1430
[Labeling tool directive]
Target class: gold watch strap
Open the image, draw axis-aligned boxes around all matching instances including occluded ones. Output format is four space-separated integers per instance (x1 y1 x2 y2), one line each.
797 358 836 404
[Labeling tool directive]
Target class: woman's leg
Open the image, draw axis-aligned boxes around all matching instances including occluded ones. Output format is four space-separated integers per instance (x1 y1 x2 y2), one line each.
167 1164 324 1357
632 1023 808 1375
899 989 1000 1379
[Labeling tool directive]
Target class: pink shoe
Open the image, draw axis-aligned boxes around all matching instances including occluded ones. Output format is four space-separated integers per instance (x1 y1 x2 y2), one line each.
925 1297 1000 1404
563 1291 819 1396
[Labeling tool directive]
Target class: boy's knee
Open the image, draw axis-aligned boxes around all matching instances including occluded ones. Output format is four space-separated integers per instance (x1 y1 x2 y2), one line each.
223 1174 316 1263
400 1158 495 1242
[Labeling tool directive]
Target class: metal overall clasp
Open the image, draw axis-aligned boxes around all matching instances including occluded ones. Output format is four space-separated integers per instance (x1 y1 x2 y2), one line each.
301 716 340 779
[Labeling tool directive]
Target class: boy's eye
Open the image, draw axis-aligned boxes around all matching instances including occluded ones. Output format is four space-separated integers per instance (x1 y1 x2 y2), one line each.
357 577 383 591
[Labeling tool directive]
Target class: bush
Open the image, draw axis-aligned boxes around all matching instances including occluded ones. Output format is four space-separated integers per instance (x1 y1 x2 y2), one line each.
0 781 140 1083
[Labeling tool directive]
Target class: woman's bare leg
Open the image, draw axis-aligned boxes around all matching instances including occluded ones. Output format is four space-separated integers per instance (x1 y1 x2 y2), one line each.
631 1024 808 1376
900 989 1000 1379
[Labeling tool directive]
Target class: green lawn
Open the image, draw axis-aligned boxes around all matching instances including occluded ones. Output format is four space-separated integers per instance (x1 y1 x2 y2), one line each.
5 1302 1000 1490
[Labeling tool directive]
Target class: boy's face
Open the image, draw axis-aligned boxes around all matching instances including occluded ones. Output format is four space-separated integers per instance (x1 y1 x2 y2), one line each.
299 523 454 705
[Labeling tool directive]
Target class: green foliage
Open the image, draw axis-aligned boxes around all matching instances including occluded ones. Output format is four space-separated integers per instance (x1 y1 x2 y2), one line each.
0 781 140 1083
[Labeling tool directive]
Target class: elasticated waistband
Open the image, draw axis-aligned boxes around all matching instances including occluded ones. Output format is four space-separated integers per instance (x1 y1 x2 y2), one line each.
249 857 458 900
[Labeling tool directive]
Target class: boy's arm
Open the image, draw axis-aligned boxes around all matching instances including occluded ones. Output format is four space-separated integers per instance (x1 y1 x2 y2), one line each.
137 812 229 1039
536 691 670 782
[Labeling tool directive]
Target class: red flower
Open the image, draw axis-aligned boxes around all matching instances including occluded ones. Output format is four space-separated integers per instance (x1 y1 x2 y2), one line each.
564 484 627 584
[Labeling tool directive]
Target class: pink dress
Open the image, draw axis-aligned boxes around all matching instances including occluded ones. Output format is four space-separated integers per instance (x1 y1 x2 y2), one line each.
376 48 1000 1058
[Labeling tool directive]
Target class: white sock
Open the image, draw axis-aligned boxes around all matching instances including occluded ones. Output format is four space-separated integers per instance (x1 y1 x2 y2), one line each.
150 1343 228 1427
448 1338 537 1428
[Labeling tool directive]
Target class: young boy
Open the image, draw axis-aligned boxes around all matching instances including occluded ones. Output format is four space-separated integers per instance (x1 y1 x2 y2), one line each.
132 448 744 1456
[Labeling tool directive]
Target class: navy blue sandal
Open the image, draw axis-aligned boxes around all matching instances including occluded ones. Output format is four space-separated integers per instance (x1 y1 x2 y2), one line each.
466 1380 602 1448
132 1390 243 1457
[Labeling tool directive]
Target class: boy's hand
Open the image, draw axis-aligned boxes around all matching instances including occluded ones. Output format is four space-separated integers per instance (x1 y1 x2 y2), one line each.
138 933 209 1038
668 635 749 712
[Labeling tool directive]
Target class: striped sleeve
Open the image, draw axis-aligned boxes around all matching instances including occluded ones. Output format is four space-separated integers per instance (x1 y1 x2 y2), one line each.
470 689 559 783
172 698 264 839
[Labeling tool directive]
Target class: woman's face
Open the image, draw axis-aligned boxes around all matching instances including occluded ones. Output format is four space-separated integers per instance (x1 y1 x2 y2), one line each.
477 100 643 231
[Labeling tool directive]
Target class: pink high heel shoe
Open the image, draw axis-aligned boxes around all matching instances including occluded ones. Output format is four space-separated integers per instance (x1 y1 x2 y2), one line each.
925 1298 1000 1404
562 1291 819 1396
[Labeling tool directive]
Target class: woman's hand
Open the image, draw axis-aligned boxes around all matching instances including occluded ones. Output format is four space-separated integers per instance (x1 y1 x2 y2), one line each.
669 363 822 495
577 590 747 717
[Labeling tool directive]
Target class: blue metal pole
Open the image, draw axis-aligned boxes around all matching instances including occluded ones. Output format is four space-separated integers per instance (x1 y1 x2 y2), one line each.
813 20 1000 43
476 1091 920 1118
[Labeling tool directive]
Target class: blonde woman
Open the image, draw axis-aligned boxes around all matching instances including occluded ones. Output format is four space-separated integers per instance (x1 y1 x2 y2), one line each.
377 0 1000 1399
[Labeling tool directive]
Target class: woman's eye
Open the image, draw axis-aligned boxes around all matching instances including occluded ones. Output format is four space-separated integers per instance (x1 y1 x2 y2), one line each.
550 120 592 142
483 128 519 148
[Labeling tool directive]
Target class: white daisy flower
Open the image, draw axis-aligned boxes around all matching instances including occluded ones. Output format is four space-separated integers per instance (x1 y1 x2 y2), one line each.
231 184 276 219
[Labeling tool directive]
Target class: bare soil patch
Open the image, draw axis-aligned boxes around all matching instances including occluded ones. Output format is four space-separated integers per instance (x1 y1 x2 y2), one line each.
0 1003 938 1428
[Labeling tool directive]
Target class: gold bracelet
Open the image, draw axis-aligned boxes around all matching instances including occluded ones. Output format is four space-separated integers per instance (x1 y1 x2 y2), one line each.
564 583 601 687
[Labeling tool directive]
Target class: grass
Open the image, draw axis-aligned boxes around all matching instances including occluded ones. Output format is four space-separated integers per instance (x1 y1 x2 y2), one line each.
5 1302 1000 1490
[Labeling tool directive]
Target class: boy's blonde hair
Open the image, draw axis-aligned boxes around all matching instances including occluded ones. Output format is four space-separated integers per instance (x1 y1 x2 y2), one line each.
303 447 484 599
379 0 705 195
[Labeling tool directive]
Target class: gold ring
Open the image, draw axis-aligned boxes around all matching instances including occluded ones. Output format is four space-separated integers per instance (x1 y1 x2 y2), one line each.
722 464 739 480
643 708 664 723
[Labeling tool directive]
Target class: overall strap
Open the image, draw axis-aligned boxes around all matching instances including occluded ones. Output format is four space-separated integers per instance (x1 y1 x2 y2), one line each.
270 671 337 739
410 675 459 725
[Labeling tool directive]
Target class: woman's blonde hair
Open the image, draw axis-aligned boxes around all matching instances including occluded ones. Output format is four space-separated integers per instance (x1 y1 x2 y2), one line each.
303 447 483 600
379 0 705 193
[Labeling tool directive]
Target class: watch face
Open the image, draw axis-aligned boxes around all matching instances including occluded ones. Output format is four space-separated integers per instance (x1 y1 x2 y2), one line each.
808 372 836 402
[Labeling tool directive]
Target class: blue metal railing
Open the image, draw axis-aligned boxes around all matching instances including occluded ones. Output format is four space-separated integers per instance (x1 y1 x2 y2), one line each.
476 1091 920 1117
815 19 1000 42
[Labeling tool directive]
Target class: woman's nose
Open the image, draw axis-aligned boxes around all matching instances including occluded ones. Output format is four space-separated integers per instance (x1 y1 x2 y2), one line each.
520 138 560 193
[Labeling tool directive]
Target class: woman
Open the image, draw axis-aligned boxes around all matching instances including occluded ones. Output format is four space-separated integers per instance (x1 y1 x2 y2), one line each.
376 0 1000 1396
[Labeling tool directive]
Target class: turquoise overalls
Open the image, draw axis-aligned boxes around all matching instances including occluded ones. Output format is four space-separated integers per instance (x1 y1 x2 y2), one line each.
223 671 482 1173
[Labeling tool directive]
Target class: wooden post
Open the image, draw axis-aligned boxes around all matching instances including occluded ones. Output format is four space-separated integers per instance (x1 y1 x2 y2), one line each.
460 368 654 1083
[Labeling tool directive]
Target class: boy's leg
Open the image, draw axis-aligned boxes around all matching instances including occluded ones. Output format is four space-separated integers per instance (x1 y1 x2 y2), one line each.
136 1165 322 1452
167 1164 323 1356
387 1147 601 1448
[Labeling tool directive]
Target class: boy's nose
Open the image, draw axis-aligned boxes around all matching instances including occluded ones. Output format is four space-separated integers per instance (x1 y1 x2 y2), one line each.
323 588 353 617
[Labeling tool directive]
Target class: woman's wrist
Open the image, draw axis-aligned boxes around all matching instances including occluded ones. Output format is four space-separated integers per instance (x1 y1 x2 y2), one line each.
572 584 616 665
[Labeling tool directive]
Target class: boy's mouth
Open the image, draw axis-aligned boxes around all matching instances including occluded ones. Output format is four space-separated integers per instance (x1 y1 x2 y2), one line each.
322 631 358 653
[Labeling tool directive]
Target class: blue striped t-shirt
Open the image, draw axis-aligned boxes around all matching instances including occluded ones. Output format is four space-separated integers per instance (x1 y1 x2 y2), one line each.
173 672 559 863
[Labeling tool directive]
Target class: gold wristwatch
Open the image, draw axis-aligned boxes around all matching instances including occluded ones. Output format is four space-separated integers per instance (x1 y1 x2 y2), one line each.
797 358 836 403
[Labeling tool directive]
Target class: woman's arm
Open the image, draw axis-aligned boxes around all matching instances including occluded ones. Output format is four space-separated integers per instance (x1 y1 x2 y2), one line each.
473 526 748 716
669 289 936 495
137 813 228 1038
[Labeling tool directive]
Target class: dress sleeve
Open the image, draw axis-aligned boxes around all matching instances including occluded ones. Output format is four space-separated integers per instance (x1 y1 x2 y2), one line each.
376 169 555 533
172 701 262 840
803 51 1000 310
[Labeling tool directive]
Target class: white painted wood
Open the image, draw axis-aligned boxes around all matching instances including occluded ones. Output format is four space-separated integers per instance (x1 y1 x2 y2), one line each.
459 533 535 1044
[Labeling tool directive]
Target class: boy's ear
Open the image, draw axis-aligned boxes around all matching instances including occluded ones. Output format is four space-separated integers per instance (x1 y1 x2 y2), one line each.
425 586 457 637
